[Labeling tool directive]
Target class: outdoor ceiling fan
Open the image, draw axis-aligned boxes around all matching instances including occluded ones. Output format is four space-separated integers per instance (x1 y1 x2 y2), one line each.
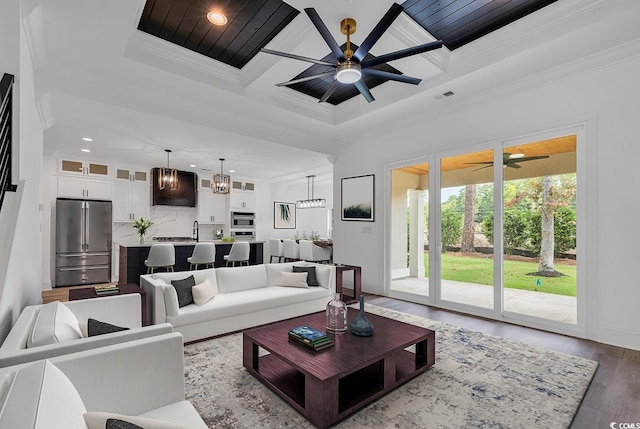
467 153 550 170
260 3 444 103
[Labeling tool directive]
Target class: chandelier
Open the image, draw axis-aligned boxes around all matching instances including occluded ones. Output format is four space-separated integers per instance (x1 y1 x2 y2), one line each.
297 175 326 209
213 158 231 194
158 149 178 190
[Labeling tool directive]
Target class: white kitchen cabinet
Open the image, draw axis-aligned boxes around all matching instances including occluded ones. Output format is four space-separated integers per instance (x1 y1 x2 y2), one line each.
230 191 255 210
57 176 112 199
115 167 149 183
231 180 255 192
197 177 227 223
113 181 150 222
58 157 110 178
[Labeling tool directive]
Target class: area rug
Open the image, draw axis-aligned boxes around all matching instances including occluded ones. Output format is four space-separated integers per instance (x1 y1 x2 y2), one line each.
184 304 597 428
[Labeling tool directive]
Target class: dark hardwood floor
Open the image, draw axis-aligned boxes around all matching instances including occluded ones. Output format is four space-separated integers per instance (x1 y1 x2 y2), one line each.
367 295 640 429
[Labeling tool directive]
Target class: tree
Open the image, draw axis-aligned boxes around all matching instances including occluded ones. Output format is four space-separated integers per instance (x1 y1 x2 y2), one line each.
441 207 462 250
460 184 476 252
533 176 564 277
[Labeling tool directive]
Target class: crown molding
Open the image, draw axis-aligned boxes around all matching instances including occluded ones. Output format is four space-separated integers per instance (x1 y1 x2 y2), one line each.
35 92 54 130
21 5 47 69
388 13 450 71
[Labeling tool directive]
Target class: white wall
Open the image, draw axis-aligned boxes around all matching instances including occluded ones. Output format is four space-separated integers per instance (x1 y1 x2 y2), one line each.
0 0 44 342
257 177 333 261
333 55 640 350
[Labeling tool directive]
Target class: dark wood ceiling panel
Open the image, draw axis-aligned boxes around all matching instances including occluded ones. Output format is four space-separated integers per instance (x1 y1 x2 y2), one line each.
137 0 298 69
401 0 559 50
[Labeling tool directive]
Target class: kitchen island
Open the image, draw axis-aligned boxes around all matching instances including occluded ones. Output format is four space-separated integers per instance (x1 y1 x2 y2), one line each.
117 240 264 285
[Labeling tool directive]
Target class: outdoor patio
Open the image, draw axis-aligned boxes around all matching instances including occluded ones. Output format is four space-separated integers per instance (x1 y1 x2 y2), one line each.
391 277 577 324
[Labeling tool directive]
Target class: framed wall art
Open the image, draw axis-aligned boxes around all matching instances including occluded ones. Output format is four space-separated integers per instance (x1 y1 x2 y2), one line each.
341 174 375 222
274 202 296 229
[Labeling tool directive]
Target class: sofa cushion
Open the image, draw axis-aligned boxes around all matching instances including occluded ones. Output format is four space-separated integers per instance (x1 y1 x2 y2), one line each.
163 284 180 317
277 271 309 288
88 318 129 337
215 265 269 293
294 262 332 289
167 286 329 328
265 262 296 286
27 301 83 348
171 275 196 308
84 412 189 429
292 266 319 286
192 279 216 306
0 360 87 429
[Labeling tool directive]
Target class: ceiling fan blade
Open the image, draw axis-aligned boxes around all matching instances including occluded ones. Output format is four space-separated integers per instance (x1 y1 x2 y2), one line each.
318 81 339 103
508 163 522 169
352 3 404 62
276 72 336 87
513 155 550 162
473 165 493 171
362 68 421 85
261 48 337 67
304 8 345 62
361 40 444 68
354 80 375 103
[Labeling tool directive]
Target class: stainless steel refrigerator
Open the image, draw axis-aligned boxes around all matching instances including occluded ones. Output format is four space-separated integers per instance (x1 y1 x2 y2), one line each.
55 198 112 287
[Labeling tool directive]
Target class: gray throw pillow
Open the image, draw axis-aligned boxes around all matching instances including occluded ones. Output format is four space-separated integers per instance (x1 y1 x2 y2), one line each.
293 266 319 286
87 318 129 337
171 275 196 307
107 419 143 429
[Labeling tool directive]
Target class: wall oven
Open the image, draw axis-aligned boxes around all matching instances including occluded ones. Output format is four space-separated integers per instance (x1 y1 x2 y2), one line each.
230 230 255 241
231 211 255 229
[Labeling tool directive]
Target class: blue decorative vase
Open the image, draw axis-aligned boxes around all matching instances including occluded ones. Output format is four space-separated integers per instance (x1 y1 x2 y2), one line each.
350 296 374 337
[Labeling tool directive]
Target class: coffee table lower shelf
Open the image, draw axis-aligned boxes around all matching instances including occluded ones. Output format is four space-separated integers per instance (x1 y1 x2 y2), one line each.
243 324 435 428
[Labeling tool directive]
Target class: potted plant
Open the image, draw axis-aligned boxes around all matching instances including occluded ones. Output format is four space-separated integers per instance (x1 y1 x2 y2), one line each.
132 217 153 244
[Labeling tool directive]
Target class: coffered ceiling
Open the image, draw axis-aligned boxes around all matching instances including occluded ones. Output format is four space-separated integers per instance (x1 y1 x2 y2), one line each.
27 0 636 181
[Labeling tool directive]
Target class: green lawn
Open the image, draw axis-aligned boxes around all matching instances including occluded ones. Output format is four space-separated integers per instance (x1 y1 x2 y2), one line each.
424 253 576 296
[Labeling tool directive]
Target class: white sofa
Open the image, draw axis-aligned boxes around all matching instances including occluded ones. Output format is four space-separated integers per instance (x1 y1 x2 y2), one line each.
141 262 335 342
0 294 173 367
0 332 207 428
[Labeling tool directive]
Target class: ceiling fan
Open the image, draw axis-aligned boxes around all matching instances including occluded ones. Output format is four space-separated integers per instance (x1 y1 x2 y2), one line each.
467 153 550 170
260 3 443 103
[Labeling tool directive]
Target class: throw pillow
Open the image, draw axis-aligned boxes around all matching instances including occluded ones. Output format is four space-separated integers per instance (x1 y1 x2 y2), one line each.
277 271 309 288
27 301 83 348
107 419 142 429
87 318 129 337
192 279 215 306
83 412 189 429
293 266 319 286
170 275 196 308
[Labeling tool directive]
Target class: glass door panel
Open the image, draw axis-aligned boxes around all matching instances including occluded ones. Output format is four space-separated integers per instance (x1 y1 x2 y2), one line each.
502 137 577 324
440 150 494 309
390 163 429 298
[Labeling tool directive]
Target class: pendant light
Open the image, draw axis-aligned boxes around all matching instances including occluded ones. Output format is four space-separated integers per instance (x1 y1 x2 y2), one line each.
297 175 326 209
158 149 178 190
213 158 231 194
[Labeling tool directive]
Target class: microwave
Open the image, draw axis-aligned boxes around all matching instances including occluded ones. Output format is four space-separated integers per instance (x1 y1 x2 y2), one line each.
230 230 255 241
231 211 255 229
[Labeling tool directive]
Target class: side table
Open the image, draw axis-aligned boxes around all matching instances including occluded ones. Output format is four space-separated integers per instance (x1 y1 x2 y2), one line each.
333 264 361 305
68 283 147 326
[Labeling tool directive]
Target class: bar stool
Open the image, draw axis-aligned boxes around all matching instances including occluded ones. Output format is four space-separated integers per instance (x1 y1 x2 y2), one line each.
283 239 299 262
188 243 216 270
299 240 332 263
269 238 284 263
145 244 175 274
224 242 250 267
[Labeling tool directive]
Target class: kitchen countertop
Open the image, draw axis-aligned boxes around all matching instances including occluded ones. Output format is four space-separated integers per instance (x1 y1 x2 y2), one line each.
116 240 265 248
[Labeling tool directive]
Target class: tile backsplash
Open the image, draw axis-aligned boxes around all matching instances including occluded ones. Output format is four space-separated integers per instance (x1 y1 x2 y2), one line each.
113 206 223 242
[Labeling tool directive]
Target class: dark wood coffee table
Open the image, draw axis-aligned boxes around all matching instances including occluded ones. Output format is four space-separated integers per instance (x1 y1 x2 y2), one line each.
243 308 435 428
68 283 147 326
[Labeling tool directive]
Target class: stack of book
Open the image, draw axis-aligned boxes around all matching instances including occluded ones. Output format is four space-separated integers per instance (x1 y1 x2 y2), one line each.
94 284 120 295
288 326 334 351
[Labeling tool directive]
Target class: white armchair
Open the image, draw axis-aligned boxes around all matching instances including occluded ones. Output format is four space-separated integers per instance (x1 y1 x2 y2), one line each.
299 239 332 263
0 294 173 367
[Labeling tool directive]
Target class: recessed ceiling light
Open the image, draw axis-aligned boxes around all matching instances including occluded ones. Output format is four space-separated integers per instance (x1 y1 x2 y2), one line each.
207 11 228 26
190 164 196 168
229 169 235 173
82 137 93 142
81 148 91 153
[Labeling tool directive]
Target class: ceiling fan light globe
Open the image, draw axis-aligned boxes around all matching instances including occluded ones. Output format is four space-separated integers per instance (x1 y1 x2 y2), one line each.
336 62 362 84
